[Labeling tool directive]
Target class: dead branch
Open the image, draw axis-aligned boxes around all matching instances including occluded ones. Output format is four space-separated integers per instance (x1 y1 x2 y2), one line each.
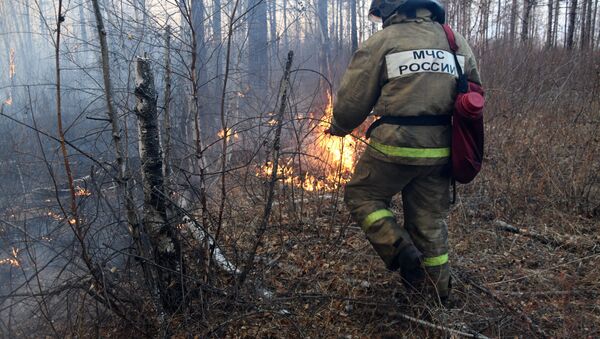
494 219 600 254
495 220 563 247
388 312 492 339
458 269 550 338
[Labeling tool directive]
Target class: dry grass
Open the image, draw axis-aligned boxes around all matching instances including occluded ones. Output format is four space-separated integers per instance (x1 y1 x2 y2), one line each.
176 190 599 338
162 47 600 338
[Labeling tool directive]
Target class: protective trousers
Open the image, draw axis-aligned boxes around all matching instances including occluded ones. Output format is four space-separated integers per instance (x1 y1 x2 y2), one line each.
344 152 451 298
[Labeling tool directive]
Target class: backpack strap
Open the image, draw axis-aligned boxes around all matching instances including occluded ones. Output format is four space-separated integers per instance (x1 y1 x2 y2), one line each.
443 24 461 204
442 24 459 52
441 24 468 93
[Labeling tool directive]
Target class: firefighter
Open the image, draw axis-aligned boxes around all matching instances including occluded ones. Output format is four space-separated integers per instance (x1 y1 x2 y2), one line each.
327 0 482 303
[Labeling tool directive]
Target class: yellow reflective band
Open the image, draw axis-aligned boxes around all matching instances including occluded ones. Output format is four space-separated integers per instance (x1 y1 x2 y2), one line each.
362 209 394 229
423 254 449 267
370 141 451 158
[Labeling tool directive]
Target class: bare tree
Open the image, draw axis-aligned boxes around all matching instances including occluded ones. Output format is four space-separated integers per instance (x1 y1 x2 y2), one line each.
546 0 555 47
247 0 269 93
591 0 597 48
582 0 594 49
351 0 358 52
135 57 184 314
522 0 535 42
567 0 579 49
163 26 173 179
317 0 331 92
510 0 520 42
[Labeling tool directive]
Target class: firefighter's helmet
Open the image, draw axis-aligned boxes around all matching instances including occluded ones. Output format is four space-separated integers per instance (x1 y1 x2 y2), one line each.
368 0 446 24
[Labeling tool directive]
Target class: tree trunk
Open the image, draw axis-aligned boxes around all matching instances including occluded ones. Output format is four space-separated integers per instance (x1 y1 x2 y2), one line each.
553 0 560 46
317 0 330 91
283 0 289 52
55 0 79 263
338 0 344 51
135 57 184 314
191 0 206 97
567 0 579 49
330 0 337 47
163 26 173 179
521 0 533 43
91 0 141 248
510 0 519 42
359 0 365 42
247 0 269 93
351 0 358 52
592 0 599 49
268 0 278 61
213 0 222 46
92 0 161 318
210 0 223 135
546 0 554 47
78 1 88 43
495 0 502 37
480 0 490 51
23 0 34 52
581 0 589 48
191 0 209 154
583 0 594 49
461 0 472 37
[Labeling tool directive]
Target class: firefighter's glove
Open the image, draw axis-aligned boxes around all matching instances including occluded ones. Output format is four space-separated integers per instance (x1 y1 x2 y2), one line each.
325 122 350 137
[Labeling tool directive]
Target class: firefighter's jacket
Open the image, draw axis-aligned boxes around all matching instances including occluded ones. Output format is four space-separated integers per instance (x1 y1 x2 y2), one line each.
332 9 482 166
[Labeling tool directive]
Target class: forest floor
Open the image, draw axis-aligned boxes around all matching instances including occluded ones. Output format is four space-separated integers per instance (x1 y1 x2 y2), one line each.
172 190 600 338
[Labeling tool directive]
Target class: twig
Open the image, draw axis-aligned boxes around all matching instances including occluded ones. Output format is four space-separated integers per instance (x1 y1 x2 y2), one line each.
213 0 241 275
388 312 492 339
492 290 590 297
238 51 295 287
460 270 550 338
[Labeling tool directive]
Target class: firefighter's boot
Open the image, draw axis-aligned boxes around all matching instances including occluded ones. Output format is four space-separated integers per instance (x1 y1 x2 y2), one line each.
396 244 425 290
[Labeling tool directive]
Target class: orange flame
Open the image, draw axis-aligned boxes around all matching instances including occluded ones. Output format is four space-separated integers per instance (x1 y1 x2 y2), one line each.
46 210 82 225
218 128 239 143
47 211 63 221
9 49 15 79
257 91 360 192
75 186 91 197
314 92 358 176
0 247 20 268
4 48 15 106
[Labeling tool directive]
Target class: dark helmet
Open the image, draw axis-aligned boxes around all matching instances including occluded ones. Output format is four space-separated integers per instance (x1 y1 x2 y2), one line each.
368 0 446 24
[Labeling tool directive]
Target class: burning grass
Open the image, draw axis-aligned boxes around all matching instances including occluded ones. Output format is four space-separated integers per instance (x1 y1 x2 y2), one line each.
256 92 362 192
0 247 20 268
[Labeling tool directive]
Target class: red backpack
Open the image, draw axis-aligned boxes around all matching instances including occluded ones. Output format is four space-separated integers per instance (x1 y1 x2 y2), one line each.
442 24 485 184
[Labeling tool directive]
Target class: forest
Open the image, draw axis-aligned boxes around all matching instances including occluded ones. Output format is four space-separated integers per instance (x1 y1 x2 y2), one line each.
0 0 599 337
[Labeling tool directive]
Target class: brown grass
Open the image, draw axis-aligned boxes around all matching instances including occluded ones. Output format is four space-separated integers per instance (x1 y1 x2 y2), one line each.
167 47 600 338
